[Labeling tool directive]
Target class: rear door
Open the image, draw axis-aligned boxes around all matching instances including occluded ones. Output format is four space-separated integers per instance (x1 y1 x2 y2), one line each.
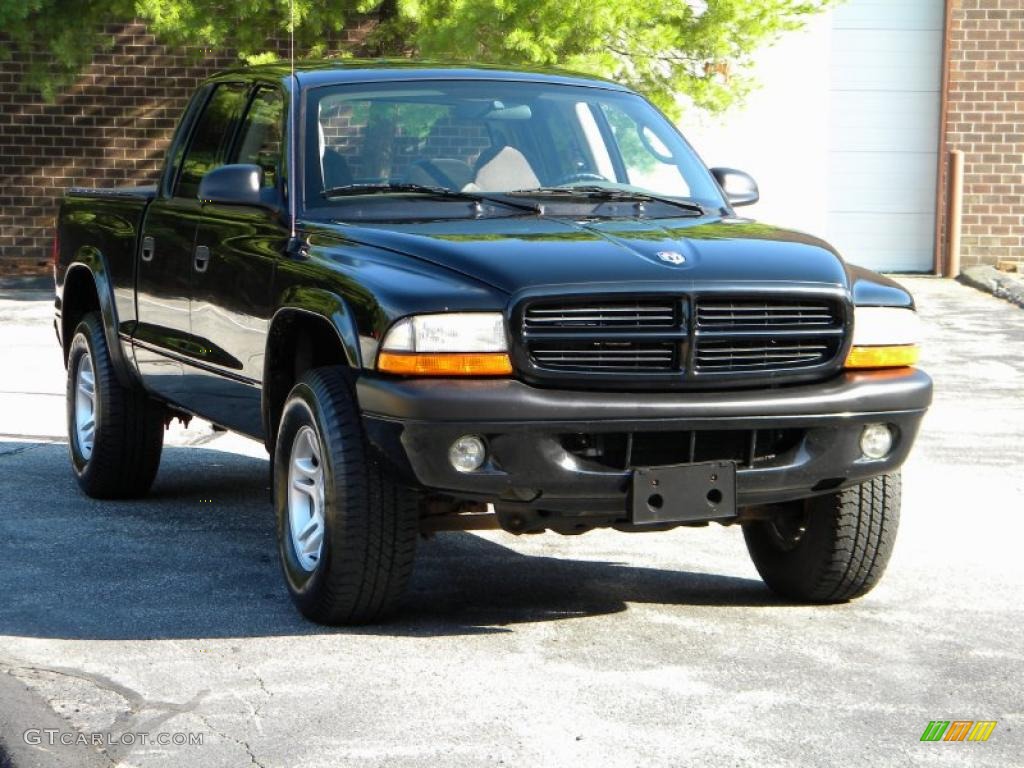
134 81 248 403
186 85 288 438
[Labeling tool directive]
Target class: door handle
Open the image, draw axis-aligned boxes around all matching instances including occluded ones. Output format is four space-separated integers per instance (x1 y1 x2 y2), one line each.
194 245 210 273
141 236 155 262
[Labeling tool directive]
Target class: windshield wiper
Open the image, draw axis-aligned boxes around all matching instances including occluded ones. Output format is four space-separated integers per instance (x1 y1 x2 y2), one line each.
508 186 708 216
321 183 542 214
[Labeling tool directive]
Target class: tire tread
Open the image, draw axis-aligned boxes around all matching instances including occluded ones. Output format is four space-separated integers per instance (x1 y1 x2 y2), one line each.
277 367 417 625
743 473 900 603
68 313 163 499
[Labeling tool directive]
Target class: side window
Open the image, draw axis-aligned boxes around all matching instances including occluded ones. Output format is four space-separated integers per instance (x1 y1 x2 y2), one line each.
600 103 691 196
162 86 210 196
175 82 248 199
234 87 285 189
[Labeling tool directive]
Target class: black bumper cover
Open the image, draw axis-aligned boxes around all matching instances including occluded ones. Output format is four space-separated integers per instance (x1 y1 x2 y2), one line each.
357 369 932 517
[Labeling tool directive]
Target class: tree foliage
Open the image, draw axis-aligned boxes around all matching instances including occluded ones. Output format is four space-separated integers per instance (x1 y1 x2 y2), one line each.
1 0 834 115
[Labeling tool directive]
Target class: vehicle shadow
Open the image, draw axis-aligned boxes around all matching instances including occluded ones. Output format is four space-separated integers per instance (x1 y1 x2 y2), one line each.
0 440 787 641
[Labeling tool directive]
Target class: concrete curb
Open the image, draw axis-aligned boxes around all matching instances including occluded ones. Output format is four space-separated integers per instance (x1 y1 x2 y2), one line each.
959 265 1024 309
0 276 51 292
0 669 112 768
0 277 52 303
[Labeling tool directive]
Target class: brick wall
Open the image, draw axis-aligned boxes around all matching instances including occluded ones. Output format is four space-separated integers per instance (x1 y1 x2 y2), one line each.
944 0 1024 269
0 20 365 276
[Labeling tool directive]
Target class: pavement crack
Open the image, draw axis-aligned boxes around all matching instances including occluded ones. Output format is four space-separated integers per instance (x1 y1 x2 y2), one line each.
252 670 273 719
2 664 209 764
195 711 267 768
240 738 268 768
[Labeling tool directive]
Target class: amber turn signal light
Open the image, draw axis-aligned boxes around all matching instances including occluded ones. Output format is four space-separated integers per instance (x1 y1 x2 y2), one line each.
844 345 919 369
377 351 513 376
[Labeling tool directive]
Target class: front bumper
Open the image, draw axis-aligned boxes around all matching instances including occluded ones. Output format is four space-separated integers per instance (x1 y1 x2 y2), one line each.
357 368 932 520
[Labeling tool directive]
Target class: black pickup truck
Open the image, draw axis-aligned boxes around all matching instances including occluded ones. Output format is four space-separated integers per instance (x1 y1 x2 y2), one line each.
55 62 931 624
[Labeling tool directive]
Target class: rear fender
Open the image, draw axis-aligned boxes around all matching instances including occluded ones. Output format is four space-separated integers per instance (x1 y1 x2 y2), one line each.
61 251 138 388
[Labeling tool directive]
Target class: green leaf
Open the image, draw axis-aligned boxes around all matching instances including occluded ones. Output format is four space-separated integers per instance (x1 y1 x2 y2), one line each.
0 0 837 114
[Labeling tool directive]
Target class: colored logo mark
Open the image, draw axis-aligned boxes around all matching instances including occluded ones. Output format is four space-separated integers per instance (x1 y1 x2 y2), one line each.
920 721 997 742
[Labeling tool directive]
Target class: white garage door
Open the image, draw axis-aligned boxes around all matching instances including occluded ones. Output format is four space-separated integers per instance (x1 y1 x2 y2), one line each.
827 1 944 272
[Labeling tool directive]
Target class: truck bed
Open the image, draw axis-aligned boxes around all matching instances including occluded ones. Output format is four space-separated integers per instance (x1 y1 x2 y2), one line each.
57 185 158 333
65 184 157 199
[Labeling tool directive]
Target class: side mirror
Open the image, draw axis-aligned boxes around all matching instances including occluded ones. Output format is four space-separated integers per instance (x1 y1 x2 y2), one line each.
198 164 276 208
710 167 759 207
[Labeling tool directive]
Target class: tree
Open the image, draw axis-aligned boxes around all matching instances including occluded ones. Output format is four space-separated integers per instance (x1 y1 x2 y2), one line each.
0 0 834 116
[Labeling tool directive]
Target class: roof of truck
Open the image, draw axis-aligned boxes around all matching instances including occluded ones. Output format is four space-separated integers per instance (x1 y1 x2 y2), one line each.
208 59 632 92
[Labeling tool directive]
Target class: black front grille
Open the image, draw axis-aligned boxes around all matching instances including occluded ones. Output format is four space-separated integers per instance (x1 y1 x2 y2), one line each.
517 294 846 387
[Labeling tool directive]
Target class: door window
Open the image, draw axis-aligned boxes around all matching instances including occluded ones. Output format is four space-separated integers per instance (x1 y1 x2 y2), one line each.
235 88 285 189
175 82 248 199
599 102 692 196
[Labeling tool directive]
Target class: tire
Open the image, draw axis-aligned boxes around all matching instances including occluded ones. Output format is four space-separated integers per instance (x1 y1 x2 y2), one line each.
66 312 165 498
742 473 900 603
273 366 418 625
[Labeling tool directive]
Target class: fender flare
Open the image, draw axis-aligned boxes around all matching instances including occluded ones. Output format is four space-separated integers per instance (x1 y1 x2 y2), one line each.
262 288 363 441
269 287 362 368
62 250 138 388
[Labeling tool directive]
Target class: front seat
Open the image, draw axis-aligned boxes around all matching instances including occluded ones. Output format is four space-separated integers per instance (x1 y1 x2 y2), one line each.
322 147 353 189
405 159 474 190
463 146 540 193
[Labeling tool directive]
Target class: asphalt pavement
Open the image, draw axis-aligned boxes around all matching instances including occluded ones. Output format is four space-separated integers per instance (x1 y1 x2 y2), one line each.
0 277 1021 767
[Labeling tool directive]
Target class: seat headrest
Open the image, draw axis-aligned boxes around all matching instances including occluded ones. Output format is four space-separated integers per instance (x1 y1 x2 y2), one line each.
465 146 540 193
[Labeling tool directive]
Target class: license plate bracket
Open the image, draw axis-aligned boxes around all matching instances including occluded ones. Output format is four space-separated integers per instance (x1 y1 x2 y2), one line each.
631 461 738 525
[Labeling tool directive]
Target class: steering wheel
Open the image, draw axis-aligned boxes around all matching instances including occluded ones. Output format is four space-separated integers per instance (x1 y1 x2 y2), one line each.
554 172 608 186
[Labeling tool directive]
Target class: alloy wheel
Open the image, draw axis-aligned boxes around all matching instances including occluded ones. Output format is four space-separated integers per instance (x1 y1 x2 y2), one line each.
287 425 326 571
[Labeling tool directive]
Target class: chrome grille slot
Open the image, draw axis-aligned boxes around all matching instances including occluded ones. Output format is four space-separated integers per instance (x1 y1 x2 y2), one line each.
531 341 676 372
524 301 677 329
696 300 838 330
694 339 837 372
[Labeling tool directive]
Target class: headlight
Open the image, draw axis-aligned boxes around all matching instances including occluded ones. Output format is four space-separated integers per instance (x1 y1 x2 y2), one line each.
377 313 512 376
845 307 920 369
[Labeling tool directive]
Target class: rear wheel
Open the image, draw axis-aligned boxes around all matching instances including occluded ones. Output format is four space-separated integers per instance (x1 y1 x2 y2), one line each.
274 366 418 625
742 473 900 602
66 312 164 498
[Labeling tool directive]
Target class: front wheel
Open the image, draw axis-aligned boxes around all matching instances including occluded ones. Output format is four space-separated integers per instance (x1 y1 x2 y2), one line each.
274 367 418 625
66 312 164 498
742 473 901 603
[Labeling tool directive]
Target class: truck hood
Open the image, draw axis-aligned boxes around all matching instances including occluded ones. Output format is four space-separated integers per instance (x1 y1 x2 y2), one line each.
324 215 850 295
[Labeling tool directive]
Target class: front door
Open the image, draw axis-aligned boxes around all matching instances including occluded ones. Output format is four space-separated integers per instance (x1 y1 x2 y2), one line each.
187 85 288 438
133 81 248 405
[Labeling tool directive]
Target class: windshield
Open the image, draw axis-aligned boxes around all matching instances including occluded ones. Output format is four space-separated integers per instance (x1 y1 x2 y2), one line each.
302 79 725 214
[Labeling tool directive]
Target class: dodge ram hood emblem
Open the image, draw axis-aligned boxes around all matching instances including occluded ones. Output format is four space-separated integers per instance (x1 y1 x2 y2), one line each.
657 250 687 265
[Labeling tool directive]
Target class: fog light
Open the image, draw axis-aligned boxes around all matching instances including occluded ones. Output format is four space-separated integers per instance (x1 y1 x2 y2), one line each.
449 435 487 472
860 424 894 460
